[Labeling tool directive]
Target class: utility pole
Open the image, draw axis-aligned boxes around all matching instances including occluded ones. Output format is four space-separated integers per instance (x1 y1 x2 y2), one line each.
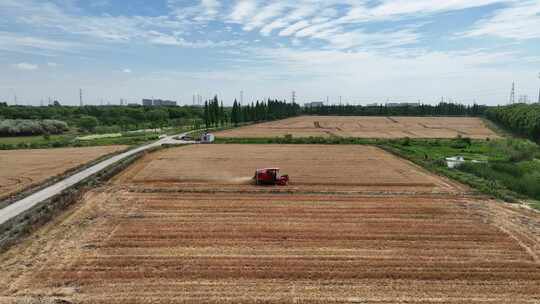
79 88 83 106
509 82 515 104
292 91 296 104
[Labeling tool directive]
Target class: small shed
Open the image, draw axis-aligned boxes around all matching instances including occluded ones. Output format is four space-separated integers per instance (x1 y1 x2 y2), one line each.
445 156 465 169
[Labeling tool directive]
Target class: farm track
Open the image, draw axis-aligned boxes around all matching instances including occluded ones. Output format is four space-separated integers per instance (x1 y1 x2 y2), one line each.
0 144 539 303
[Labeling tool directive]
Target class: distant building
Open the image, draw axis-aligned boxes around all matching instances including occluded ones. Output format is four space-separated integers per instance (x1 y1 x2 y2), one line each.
142 98 177 106
304 101 324 108
142 99 153 106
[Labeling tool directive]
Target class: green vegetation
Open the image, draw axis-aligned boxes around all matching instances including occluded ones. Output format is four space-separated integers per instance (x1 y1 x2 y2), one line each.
0 105 203 131
76 133 122 141
486 103 540 142
78 115 99 132
216 135 378 145
0 119 68 136
204 96 301 128
0 132 160 150
0 96 302 149
382 137 540 209
229 98 301 126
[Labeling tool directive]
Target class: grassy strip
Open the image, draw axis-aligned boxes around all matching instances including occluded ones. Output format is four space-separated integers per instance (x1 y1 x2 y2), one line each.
0 133 159 150
377 143 520 203
216 136 379 145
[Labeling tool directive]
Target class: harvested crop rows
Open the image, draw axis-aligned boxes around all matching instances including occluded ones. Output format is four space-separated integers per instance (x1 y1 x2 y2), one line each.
115 144 462 193
0 146 127 201
0 144 538 303
216 116 499 139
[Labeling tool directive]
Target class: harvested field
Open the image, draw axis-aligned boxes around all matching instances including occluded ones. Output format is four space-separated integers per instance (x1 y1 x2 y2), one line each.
114 144 462 193
0 145 538 303
216 116 499 139
0 191 538 303
0 146 127 201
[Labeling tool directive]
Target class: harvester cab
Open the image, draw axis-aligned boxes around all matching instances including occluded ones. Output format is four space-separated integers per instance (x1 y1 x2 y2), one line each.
254 168 289 186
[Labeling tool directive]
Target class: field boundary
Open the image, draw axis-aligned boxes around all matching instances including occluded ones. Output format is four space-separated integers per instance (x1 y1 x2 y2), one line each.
0 147 131 210
0 145 169 253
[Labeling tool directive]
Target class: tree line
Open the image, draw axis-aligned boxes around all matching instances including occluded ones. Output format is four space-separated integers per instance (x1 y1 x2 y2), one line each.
486 103 540 142
0 105 205 133
205 96 301 128
303 102 488 116
230 98 301 125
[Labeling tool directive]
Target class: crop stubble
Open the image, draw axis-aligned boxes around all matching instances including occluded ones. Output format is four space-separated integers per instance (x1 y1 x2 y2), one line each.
0 144 538 303
215 116 499 139
0 146 127 201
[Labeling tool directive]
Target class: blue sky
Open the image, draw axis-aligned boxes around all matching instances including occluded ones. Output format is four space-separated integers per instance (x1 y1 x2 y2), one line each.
1 0 539 106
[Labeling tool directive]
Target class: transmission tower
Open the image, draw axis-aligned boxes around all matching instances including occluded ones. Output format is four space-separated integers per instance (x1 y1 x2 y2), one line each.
79 88 83 106
240 90 244 104
509 82 515 104
292 91 296 104
537 73 540 103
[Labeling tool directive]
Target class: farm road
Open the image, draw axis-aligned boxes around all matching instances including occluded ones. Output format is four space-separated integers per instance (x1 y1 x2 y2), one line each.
0 133 195 226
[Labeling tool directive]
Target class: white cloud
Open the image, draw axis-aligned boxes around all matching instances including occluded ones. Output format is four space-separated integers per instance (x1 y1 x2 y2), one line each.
2 0 187 43
201 0 221 17
342 0 509 22
149 32 245 48
13 62 38 70
229 0 258 22
463 0 540 40
0 31 80 55
243 3 287 31
123 68 132 73
279 21 311 37
47 62 58 67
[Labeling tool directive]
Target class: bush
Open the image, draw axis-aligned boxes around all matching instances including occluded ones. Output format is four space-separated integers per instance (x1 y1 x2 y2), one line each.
78 115 99 132
489 139 539 162
0 119 68 136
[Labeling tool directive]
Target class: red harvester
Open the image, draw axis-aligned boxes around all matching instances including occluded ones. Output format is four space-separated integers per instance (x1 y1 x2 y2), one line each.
253 168 289 186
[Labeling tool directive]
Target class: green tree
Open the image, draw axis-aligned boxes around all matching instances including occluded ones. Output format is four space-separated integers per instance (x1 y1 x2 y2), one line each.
79 115 99 132
146 109 169 128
